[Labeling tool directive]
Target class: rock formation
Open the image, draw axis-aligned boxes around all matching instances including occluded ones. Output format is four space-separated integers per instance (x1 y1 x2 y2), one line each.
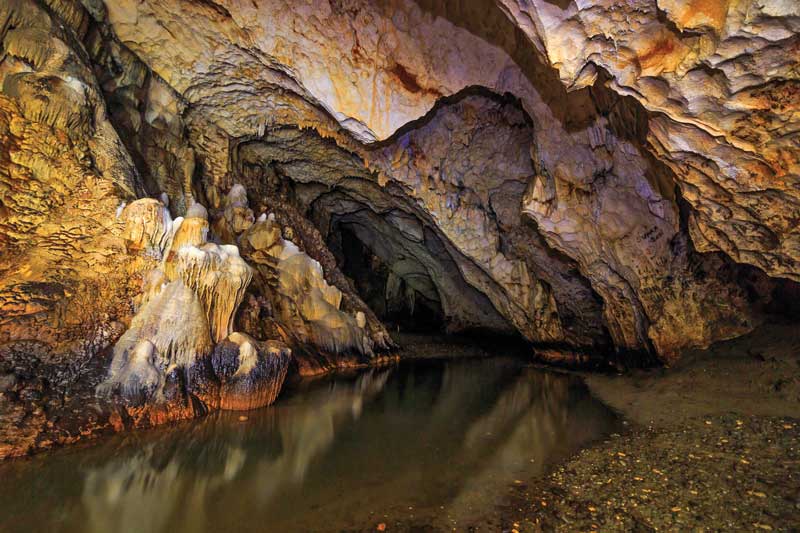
0 0 798 457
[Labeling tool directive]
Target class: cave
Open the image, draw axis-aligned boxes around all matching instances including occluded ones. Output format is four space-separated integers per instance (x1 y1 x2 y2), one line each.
329 224 446 333
0 0 799 530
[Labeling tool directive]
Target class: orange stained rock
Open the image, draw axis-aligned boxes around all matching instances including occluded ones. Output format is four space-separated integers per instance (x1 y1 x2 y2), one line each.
636 31 688 76
671 0 732 33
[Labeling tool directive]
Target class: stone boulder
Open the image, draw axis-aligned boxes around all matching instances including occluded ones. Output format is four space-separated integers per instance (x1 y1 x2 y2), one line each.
210 333 292 410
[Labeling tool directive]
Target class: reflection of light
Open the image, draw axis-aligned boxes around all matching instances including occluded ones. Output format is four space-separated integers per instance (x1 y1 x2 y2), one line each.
70 362 616 533
80 369 392 533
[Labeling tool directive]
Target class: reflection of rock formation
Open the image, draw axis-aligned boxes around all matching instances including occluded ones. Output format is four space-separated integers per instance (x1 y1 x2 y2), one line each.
80 368 392 533
443 370 617 524
83 448 185 533
64 361 616 532
245 369 392 502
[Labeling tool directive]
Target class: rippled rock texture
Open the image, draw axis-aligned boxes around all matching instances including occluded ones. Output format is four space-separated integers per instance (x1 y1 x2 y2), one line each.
0 0 798 456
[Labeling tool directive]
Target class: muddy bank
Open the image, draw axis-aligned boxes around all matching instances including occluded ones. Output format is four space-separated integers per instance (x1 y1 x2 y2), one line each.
584 322 800 427
493 322 800 532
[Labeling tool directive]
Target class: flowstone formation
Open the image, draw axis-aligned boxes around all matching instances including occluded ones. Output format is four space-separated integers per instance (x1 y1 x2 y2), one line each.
98 184 387 423
99 196 287 417
0 0 798 457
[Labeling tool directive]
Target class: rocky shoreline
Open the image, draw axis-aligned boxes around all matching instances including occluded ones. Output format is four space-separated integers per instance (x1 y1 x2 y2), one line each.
0 339 398 461
493 322 800 532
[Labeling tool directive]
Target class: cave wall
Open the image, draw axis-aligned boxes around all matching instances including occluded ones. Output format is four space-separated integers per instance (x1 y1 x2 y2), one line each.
499 0 800 280
0 0 797 371
0 0 142 355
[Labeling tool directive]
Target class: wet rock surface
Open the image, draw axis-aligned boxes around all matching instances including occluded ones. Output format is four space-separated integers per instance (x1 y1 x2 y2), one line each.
211 334 292 411
0 0 799 464
499 415 799 532
0 342 113 459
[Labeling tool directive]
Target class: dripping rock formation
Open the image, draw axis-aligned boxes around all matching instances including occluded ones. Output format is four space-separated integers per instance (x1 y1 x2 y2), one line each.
0 0 798 458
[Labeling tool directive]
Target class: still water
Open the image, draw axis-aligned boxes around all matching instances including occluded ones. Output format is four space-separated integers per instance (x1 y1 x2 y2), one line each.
0 357 619 532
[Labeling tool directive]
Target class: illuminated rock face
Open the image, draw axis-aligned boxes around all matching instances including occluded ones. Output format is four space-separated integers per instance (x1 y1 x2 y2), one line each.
102 0 799 282
0 0 798 456
0 0 141 355
498 0 800 280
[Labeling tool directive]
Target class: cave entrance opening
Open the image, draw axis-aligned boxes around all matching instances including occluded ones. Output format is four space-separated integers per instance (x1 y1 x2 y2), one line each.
328 224 446 334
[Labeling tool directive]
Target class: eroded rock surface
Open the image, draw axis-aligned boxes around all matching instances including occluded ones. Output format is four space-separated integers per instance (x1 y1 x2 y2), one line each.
0 0 798 457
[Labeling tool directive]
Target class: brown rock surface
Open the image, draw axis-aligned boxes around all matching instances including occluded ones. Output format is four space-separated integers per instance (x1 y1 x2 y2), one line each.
0 0 798 458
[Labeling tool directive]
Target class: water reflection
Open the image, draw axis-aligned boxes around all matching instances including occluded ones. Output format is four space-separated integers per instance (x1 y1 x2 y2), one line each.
0 358 619 532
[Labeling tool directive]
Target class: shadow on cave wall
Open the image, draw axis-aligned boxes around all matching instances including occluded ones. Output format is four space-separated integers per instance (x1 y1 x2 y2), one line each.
330 226 445 333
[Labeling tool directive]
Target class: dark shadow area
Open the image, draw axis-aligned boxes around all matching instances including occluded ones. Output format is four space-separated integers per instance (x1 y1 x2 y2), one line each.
330 226 446 333
305 185 515 337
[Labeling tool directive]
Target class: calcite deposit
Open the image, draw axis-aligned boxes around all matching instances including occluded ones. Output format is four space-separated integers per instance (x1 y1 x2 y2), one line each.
0 0 798 458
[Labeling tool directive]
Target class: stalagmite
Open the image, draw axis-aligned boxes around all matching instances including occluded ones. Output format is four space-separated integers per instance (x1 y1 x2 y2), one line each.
98 280 212 401
100 194 256 403
211 333 292 410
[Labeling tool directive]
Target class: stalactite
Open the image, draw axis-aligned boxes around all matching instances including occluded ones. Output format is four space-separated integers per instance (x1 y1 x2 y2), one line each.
175 244 253 343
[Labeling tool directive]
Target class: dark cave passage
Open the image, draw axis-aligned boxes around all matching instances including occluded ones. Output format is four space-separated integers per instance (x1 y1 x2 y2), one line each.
328 225 446 334
300 184 518 339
